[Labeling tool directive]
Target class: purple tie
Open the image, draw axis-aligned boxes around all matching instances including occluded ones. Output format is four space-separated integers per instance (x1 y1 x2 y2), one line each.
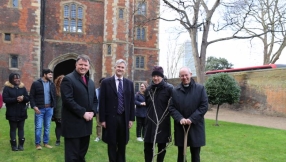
117 79 124 114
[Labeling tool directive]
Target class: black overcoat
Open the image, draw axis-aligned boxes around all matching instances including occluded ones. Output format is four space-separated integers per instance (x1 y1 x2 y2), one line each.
60 70 98 138
99 76 135 145
3 81 29 121
144 81 173 143
169 79 208 147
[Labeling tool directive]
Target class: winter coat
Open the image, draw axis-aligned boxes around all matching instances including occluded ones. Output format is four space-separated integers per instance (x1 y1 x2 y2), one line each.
144 81 173 143
135 92 147 118
99 76 135 145
169 78 208 147
53 95 62 119
61 70 98 138
29 78 56 109
3 81 29 121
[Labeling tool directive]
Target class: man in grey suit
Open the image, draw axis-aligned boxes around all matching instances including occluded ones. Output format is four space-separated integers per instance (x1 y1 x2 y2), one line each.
61 54 98 162
99 59 135 162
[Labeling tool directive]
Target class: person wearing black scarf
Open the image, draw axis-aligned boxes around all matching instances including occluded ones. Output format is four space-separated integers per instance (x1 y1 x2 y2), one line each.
144 66 173 162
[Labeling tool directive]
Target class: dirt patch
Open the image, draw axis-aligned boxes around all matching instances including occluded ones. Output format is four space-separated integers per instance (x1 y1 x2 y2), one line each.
205 107 286 130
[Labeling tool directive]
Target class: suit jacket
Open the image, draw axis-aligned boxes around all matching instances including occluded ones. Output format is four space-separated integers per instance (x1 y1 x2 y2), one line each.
99 76 135 145
60 70 98 138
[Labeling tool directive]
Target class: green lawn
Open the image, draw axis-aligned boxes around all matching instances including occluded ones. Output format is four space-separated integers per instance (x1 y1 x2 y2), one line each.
0 108 285 162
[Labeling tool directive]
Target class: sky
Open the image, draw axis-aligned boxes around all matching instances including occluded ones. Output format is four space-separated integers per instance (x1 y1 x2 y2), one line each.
158 3 286 70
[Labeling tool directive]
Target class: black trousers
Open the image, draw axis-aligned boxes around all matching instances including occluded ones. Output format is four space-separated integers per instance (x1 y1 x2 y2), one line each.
136 116 145 137
55 121 61 142
64 135 90 162
144 142 167 162
107 113 126 162
177 146 201 162
9 120 25 140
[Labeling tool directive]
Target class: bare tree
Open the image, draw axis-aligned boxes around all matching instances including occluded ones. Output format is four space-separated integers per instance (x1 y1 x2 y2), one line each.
146 88 172 162
165 37 186 78
160 0 275 83
226 0 286 64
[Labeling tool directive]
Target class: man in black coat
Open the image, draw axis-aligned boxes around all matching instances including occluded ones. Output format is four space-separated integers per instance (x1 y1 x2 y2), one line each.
30 69 56 150
99 59 135 162
61 54 98 162
144 66 173 162
169 67 208 162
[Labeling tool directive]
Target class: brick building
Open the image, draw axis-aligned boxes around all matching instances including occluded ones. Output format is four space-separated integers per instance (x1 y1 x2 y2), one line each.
0 0 160 91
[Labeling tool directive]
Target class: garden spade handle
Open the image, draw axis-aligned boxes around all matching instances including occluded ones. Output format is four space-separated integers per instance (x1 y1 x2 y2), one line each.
183 124 191 162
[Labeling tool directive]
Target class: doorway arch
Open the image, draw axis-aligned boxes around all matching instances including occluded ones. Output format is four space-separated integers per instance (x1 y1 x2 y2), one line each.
48 53 95 80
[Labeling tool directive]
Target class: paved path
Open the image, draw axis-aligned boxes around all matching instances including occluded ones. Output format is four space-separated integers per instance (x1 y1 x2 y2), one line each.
205 107 286 130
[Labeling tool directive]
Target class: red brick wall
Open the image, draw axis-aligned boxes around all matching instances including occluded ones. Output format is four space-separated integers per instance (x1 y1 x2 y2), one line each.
0 0 160 91
0 0 40 91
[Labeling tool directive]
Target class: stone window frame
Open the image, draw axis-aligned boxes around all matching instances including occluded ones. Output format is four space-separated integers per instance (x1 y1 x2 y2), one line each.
103 44 112 56
135 26 147 41
136 0 147 16
134 81 146 93
135 55 145 69
119 8 124 19
3 33 13 43
60 1 86 34
9 54 19 69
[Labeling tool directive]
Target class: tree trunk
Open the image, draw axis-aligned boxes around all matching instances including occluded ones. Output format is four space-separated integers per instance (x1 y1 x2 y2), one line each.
215 104 220 126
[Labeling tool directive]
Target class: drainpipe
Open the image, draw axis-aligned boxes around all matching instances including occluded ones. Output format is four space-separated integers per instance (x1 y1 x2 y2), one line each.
40 0 46 74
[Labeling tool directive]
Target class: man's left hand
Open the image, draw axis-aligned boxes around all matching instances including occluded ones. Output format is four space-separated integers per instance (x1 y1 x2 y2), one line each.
129 121 133 129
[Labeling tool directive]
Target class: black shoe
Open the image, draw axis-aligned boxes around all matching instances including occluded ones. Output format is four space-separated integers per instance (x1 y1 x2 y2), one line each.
55 141 60 146
10 140 18 151
18 138 25 151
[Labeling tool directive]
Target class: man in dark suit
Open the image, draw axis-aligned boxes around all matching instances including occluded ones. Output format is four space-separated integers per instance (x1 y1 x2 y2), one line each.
99 59 135 162
61 54 98 162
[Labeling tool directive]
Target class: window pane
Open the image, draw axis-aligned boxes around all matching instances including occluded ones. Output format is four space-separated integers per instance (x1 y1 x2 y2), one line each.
119 9 123 19
64 5 69 17
135 83 139 93
107 45 111 55
71 4 76 18
5 33 11 41
137 28 141 40
141 3 146 15
77 20 82 32
137 3 142 15
63 19 69 31
78 7 83 19
11 56 18 68
140 56 144 68
136 56 140 68
141 28 145 40
71 20 76 32
13 0 18 7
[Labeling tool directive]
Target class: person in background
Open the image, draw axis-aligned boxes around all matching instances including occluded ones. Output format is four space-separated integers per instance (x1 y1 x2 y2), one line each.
61 54 97 162
30 68 56 150
135 82 148 142
94 77 105 142
99 59 135 162
53 75 64 146
144 66 173 162
169 67 208 162
3 73 30 151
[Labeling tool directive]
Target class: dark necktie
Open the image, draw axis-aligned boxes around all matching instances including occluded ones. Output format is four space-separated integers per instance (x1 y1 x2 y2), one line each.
117 79 124 114
82 76 87 85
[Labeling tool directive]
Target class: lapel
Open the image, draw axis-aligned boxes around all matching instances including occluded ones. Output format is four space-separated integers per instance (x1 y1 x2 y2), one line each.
109 76 118 95
123 78 127 93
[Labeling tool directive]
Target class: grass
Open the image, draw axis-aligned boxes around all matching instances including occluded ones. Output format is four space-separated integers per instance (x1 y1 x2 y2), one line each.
0 109 285 162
